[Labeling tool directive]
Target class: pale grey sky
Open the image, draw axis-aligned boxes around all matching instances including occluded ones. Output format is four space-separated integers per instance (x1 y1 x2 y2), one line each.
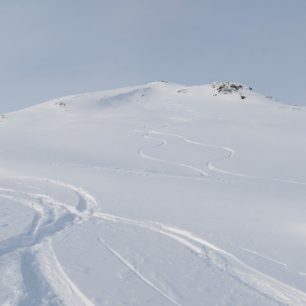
1 0 306 112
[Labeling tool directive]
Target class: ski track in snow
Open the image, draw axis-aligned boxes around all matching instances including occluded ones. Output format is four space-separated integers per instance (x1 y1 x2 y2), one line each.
238 246 306 278
137 129 231 179
1 174 306 305
1 127 306 305
93 211 306 306
52 127 306 188
0 178 96 306
136 128 306 187
98 238 182 306
137 148 209 179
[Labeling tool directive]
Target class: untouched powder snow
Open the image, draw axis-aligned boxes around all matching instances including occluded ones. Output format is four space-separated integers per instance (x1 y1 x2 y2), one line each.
0 81 306 305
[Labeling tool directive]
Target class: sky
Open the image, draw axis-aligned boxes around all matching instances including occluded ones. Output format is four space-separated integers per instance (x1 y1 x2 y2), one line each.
0 0 306 112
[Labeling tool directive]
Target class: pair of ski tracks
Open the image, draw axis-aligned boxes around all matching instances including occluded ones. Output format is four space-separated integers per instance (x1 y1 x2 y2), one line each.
94 212 306 306
136 128 306 187
134 128 234 183
0 177 96 306
1 176 306 305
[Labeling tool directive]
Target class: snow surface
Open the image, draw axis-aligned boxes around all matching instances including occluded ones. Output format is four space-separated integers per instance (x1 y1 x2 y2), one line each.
0 81 306 305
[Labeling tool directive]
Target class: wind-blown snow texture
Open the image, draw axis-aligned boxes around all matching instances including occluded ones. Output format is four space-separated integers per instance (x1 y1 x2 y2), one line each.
0 81 306 305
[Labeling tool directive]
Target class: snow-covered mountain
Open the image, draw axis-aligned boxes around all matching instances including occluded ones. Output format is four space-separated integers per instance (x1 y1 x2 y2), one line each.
1 81 306 306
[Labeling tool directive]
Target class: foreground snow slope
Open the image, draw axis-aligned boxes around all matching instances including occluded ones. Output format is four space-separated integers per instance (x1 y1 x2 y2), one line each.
0 81 306 305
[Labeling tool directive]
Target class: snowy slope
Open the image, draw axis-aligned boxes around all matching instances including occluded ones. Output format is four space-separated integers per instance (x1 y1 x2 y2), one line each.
0 81 306 306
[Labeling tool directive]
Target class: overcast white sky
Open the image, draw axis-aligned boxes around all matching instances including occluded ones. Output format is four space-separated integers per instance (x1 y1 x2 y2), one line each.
1 0 306 112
